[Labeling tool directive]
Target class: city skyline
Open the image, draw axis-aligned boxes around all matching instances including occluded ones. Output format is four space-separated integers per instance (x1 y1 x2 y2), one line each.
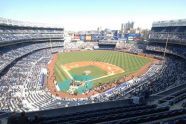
1 0 186 31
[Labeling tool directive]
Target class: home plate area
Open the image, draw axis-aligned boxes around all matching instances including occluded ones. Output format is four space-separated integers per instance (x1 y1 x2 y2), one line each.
57 61 124 95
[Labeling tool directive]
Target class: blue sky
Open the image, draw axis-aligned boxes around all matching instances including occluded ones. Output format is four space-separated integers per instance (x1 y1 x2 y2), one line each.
0 0 186 31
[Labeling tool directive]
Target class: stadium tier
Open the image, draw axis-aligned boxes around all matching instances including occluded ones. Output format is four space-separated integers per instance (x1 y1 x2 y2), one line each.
0 18 186 124
0 17 64 46
149 19 186 45
148 19 186 59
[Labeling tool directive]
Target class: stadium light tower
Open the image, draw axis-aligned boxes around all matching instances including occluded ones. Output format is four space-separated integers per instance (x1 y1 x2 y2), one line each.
163 33 169 58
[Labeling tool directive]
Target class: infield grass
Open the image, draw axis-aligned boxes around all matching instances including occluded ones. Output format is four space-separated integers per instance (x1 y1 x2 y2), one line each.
69 65 107 79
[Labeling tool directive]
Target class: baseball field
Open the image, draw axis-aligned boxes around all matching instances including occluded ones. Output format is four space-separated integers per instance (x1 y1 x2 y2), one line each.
50 50 153 95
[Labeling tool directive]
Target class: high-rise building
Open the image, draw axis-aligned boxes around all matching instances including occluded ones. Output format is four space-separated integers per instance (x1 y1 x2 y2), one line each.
121 22 134 33
97 26 102 33
121 23 125 33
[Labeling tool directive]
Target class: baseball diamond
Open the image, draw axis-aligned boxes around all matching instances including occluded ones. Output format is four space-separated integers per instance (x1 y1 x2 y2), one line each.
1 5 186 123
47 50 158 98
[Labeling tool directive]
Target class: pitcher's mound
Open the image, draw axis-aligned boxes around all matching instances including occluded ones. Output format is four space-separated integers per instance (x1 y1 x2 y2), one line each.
84 70 91 75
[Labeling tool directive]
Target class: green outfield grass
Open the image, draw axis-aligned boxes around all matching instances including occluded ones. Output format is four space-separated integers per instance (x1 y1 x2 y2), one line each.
54 50 152 90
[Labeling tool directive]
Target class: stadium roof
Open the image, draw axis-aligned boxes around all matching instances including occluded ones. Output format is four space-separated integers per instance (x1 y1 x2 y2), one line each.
152 19 186 27
0 17 64 29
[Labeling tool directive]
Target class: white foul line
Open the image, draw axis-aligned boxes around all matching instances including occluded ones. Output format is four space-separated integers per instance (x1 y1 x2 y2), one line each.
84 70 124 83
61 65 74 80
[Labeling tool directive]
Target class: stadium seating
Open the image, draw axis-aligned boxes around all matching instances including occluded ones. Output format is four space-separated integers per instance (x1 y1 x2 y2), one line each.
1 18 186 123
0 43 64 112
150 26 186 44
0 17 64 43
146 43 186 59
4 101 186 124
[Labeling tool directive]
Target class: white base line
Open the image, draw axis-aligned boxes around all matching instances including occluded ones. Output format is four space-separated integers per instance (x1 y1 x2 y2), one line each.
84 71 124 83
61 65 74 80
61 65 124 83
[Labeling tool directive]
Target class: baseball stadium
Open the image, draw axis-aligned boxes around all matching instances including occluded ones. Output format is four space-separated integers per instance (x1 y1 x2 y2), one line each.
0 17 186 123
0 1 186 123
0 17 186 124
47 50 157 98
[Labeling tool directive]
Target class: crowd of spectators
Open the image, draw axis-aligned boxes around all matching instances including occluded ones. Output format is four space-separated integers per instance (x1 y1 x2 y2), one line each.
0 17 64 42
0 18 185 123
0 42 64 112
149 26 186 45
64 41 97 50
146 44 186 58
149 32 186 41
130 55 186 101
0 41 160 112
0 32 63 42
0 42 63 72
0 38 186 113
